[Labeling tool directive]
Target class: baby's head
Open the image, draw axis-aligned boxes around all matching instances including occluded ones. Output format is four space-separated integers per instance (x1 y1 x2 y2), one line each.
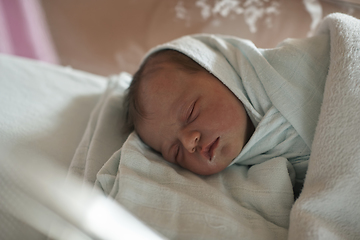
124 49 254 175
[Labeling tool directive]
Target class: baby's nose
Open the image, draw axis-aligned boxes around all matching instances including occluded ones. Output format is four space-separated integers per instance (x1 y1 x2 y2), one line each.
179 130 200 153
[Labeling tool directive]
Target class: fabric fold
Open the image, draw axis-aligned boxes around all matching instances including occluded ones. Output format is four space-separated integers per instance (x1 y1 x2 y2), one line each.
69 72 132 185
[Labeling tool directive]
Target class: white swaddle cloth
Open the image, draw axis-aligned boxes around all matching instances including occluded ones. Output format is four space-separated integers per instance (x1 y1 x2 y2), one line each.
145 33 330 184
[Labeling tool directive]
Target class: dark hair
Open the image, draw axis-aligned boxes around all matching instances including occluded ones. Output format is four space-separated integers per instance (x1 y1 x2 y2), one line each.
122 49 204 135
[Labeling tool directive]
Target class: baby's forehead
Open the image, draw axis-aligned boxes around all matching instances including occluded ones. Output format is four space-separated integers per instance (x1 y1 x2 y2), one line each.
140 62 185 92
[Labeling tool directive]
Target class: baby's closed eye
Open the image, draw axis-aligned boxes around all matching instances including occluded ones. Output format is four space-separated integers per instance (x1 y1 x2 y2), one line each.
187 100 198 124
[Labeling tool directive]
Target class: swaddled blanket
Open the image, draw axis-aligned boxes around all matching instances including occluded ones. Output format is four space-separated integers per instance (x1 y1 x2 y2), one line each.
69 13 360 240
143 16 330 191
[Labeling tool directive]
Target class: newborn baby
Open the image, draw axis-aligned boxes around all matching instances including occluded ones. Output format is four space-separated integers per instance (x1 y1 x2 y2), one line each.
124 49 255 175
123 33 329 183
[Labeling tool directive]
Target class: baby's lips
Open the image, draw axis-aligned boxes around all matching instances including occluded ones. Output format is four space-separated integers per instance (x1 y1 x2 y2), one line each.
202 137 220 161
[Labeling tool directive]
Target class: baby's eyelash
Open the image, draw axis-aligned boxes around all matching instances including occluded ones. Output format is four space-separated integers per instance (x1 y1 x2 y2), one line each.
187 102 196 122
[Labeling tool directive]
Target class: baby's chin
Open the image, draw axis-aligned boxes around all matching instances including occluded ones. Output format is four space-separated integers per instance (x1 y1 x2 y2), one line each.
189 160 231 176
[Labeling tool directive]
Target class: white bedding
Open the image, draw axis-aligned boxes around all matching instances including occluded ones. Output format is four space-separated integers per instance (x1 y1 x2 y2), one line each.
0 54 107 170
0 54 164 240
0 55 106 171
0 54 106 239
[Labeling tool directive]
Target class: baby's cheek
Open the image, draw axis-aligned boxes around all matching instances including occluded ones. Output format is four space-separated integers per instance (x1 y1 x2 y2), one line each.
221 142 240 161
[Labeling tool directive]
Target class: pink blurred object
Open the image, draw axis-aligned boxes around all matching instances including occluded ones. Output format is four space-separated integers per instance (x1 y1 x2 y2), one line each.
0 0 58 64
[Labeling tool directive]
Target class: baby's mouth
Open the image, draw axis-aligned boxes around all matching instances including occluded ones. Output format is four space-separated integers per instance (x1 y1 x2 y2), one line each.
203 137 220 161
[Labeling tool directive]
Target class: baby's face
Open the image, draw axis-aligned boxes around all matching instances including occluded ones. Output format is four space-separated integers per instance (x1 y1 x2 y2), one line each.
136 62 253 175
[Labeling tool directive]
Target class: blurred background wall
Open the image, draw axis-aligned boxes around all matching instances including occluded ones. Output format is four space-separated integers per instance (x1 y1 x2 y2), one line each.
3 0 360 76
